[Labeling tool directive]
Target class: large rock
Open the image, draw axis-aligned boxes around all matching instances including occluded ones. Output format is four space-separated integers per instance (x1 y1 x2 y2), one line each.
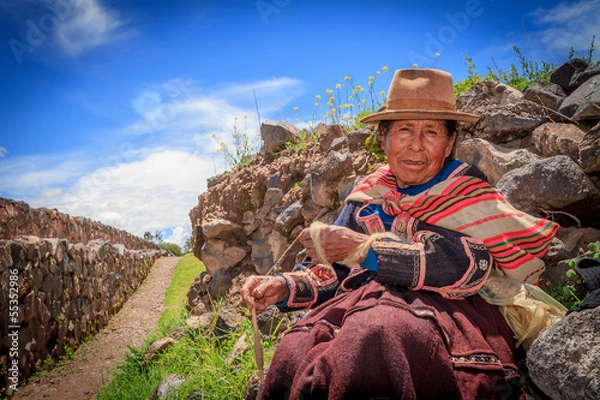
202 219 245 242
531 122 585 161
309 151 353 207
558 75 600 121
275 201 304 236
527 307 600 400
457 80 523 109
550 58 589 93
199 240 229 276
347 127 371 152
496 155 600 228
523 82 566 111
314 123 346 152
455 138 541 185
250 236 274 275
260 120 301 153
457 81 547 143
578 122 600 173
572 64 600 89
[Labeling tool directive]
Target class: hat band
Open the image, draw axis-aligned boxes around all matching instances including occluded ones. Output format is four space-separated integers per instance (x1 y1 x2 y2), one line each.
387 98 456 112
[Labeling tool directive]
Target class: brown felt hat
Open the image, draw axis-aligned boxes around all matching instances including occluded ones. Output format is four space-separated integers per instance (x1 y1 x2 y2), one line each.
360 68 479 124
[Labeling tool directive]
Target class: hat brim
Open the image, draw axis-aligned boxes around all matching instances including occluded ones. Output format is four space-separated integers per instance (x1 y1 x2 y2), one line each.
360 109 479 124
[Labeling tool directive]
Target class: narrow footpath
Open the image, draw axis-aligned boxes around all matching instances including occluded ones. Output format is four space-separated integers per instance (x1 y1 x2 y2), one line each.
13 256 181 400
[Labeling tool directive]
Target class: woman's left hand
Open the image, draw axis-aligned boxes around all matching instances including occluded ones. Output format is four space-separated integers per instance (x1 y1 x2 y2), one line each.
298 225 369 264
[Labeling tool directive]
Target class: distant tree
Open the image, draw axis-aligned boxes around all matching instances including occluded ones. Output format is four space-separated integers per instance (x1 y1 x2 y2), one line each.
143 231 154 241
154 231 163 244
158 242 182 256
183 238 192 254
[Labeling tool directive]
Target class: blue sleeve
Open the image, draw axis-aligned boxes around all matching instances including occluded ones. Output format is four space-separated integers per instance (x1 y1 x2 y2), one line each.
360 248 379 272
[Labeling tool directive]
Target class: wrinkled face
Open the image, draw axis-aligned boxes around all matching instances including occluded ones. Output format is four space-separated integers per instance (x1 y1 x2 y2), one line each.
381 119 456 188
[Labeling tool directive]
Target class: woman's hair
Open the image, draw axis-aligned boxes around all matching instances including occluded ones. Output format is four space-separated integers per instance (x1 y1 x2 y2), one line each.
377 119 458 160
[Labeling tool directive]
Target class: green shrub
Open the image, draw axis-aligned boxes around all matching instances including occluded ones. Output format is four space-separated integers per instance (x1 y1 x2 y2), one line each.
213 115 261 171
158 242 182 256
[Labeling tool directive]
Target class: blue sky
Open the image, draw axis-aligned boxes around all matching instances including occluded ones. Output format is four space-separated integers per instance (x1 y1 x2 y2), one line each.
0 0 598 248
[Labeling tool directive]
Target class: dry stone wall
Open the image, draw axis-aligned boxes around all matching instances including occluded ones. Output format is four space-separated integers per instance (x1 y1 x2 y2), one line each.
0 197 156 251
0 199 159 391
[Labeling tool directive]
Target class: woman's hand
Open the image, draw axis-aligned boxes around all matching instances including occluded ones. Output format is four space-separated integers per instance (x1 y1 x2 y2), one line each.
241 275 289 313
298 225 369 265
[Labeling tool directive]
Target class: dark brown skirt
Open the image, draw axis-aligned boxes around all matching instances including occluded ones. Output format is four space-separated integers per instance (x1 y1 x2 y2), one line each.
262 280 525 400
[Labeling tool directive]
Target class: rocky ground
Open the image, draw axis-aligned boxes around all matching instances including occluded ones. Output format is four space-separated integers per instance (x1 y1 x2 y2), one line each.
11 256 180 400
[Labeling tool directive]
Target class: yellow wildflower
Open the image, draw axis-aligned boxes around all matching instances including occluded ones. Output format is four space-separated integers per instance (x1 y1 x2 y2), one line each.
380 90 385 96
293 106 298 111
376 71 381 75
335 83 341 89
344 74 351 81
314 102 319 107
382 65 389 72
315 94 321 99
413 63 418 68
435 52 440 57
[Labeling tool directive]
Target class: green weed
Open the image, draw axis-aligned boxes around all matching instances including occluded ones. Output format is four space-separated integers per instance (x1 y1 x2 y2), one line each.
98 255 279 400
158 254 205 328
213 115 261 171
550 241 600 310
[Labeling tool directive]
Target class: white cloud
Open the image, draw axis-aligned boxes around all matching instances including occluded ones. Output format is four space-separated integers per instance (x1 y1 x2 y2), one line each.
0 154 87 196
29 149 214 239
163 226 190 249
2 76 304 246
53 0 136 55
125 77 302 161
530 0 600 55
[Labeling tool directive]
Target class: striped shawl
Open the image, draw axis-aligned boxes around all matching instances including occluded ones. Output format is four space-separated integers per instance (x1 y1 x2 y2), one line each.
346 163 559 284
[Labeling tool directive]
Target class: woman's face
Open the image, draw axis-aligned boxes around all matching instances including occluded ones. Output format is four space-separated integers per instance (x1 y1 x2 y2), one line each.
380 119 456 188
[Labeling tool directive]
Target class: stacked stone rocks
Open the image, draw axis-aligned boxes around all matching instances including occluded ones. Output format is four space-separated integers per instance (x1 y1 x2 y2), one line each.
0 198 156 251
0 200 159 391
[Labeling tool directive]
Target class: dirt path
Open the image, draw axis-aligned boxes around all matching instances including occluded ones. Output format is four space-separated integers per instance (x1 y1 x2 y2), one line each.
13 256 181 400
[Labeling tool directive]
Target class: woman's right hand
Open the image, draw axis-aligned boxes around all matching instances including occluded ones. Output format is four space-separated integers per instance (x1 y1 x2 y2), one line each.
240 275 289 313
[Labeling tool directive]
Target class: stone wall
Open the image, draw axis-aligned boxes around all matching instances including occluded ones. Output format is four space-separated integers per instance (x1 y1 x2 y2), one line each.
0 199 160 391
189 59 600 299
0 197 156 251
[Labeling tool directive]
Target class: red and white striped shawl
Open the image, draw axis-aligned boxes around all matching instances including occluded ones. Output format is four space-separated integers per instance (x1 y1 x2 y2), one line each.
346 164 559 284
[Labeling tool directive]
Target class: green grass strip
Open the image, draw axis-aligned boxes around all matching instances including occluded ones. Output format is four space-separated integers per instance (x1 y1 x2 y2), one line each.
158 253 206 329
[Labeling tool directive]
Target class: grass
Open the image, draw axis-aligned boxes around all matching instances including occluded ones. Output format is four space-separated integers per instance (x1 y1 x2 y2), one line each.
98 254 279 400
158 253 206 328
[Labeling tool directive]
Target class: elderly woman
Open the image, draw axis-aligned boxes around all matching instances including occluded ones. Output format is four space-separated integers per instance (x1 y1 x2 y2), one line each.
241 69 558 400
